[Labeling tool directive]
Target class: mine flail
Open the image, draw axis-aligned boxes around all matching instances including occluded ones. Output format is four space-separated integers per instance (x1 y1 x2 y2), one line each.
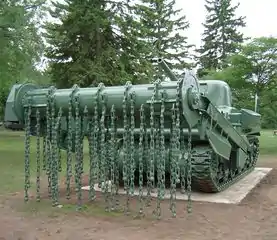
4 58 261 217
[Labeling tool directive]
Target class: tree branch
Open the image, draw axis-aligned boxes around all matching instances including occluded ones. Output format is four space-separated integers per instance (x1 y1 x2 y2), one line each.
24 1 46 11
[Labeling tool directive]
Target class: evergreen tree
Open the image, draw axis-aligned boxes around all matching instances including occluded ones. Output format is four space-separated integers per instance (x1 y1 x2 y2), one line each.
197 0 246 77
112 0 156 84
0 0 45 81
0 0 45 116
44 0 153 88
134 0 193 80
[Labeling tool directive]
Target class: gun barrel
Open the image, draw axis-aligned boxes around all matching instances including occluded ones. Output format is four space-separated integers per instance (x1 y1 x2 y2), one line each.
157 58 179 81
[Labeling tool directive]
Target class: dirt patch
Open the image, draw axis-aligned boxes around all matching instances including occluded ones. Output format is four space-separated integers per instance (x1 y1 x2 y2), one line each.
1 157 277 240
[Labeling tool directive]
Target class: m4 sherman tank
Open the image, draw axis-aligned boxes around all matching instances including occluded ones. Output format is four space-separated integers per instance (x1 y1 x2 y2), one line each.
4 59 261 197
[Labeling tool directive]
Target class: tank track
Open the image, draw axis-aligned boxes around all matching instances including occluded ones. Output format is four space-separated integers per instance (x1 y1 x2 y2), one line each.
191 137 259 193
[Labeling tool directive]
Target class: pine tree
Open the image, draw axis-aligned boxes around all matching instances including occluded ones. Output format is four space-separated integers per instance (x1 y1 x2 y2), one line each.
0 0 45 81
134 0 193 80
112 0 156 84
0 0 45 116
44 0 141 88
197 0 246 77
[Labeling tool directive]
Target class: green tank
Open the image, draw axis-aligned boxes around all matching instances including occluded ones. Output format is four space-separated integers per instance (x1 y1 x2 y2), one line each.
4 84 25 131
4 59 261 198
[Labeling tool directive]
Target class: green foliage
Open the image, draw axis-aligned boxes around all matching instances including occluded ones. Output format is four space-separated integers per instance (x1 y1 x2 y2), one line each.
44 0 193 88
134 0 194 79
197 0 246 76
0 0 46 80
202 37 277 128
0 0 47 118
44 0 155 88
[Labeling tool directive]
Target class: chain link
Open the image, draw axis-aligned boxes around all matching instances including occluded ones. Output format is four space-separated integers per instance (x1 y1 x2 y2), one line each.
147 81 158 206
46 92 52 198
80 107 87 175
100 92 109 211
160 91 166 199
175 79 181 185
130 92 135 196
155 90 166 219
57 122 62 173
36 108 41 202
24 103 31 202
66 94 73 199
122 81 131 214
42 136 46 172
74 95 82 209
50 94 60 206
187 127 192 213
50 95 56 205
94 84 101 188
170 104 177 217
88 116 96 201
20 74 195 217
110 104 117 210
137 104 145 217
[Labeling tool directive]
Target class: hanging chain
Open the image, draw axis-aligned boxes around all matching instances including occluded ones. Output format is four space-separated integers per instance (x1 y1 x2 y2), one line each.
94 84 101 188
110 104 117 210
187 127 192 213
143 101 149 204
57 120 62 173
160 91 166 199
66 93 73 199
180 134 186 194
24 103 31 202
50 94 59 206
175 79 181 186
74 95 82 209
122 85 127 187
46 92 52 198
100 92 109 211
80 107 87 176
42 136 47 172
88 116 96 201
36 108 41 202
92 110 99 196
122 81 131 214
170 104 178 217
137 104 145 217
20 74 195 217
155 90 166 219
50 94 56 205
130 92 135 196
147 81 158 206
84 111 93 202
55 108 63 205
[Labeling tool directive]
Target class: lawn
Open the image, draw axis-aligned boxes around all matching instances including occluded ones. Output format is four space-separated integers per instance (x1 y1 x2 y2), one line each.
0 128 276 196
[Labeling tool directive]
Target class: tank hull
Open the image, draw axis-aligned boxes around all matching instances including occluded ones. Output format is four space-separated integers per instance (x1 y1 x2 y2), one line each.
4 74 261 195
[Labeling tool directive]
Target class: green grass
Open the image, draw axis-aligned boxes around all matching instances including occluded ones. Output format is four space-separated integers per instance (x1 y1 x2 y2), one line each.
0 129 90 195
259 130 277 155
0 129 122 216
0 129 276 195
0 128 276 215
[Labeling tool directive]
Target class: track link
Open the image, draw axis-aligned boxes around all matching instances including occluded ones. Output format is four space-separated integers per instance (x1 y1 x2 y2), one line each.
191 137 259 193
